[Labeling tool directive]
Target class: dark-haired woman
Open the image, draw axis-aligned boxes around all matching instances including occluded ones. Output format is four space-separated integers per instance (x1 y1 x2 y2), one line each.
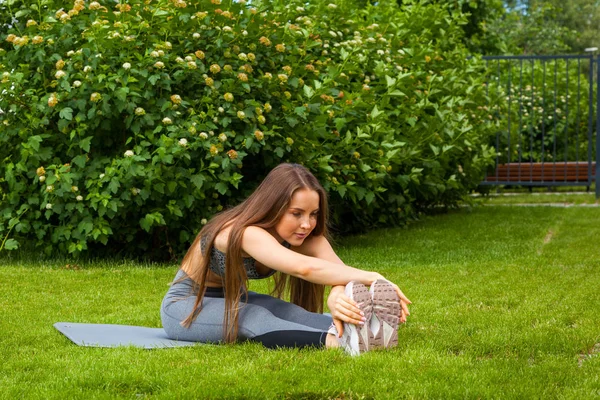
161 163 410 355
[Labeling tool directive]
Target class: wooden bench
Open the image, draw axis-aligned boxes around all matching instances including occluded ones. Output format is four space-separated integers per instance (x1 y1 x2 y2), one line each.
485 161 596 183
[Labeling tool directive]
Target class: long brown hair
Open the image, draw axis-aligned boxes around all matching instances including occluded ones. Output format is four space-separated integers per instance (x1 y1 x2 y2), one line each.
180 163 328 342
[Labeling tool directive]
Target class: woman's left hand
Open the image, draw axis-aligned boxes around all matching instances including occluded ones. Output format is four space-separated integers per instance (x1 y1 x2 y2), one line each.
327 286 365 337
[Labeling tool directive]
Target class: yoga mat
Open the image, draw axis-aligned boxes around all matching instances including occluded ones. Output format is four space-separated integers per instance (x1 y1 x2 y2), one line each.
54 322 199 349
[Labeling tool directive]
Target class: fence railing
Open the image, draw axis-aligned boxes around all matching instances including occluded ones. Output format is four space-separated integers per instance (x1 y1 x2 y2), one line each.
480 55 600 198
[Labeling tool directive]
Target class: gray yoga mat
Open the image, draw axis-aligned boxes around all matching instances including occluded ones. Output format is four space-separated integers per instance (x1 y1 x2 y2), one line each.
54 322 199 349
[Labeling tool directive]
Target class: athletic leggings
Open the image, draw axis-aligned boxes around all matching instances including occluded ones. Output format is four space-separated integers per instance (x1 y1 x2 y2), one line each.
161 270 333 348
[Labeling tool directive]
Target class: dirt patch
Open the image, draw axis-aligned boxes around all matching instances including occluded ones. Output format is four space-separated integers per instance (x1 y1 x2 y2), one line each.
578 343 600 367
543 230 554 244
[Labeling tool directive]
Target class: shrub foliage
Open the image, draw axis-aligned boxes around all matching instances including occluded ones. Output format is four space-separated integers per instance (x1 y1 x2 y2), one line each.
0 0 495 257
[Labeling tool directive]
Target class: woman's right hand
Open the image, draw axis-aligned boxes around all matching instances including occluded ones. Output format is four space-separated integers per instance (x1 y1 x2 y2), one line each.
327 285 366 337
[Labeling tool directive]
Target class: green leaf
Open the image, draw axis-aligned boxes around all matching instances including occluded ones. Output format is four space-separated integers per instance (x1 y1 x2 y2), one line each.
334 118 346 132
430 144 440 156
215 182 228 195
371 105 383 119
108 178 120 194
72 155 87 168
340 48 349 61
385 75 396 88
3 239 19 250
115 87 129 102
303 85 315 98
79 137 92 152
59 107 73 121
294 107 307 118
337 186 347 198
27 135 43 152
190 174 205 189
140 216 152 232
245 137 254 149
286 117 299 127
365 191 375 205
149 75 161 85
388 90 406 97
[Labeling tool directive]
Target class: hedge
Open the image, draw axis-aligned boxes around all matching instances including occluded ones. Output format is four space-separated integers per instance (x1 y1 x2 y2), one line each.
0 0 496 258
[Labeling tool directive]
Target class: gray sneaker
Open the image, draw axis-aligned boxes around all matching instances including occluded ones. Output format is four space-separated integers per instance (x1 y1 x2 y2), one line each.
337 281 373 356
369 279 401 349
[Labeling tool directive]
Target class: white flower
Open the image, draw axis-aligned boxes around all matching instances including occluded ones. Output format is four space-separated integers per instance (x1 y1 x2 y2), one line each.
218 133 227 142
76 195 83 201
223 26 233 32
55 70 66 79
162 117 172 125
238 53 248 61
296 6 305 11
39 176 46 182
176 57 184 63
71 186 79 192
242 30 248 36
122 62 131 70
327 3 337 9
131 187 141 195
178 138 188 147
377 50 385 55
67 50 75 57
199 132 208 139
135 107 146 116
151 51 160 57
99 173 105 179
124 150 134 157
154 61 165 69
193 32 200 39
73 80 82 88
84 66 92 73
218 107 224 113
329 31 337 38
201 218 208 225
46 203 53 210
237 111 246 119
185 56 194 62
46 185 54 192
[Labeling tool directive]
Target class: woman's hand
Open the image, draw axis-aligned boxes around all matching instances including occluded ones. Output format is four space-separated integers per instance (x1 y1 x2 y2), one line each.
327 285 365 337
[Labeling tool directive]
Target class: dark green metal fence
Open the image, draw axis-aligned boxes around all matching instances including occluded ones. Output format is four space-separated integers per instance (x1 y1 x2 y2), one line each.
480 55 600 198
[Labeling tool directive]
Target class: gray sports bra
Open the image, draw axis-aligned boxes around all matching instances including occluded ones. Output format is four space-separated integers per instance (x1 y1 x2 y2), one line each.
200 236 291 279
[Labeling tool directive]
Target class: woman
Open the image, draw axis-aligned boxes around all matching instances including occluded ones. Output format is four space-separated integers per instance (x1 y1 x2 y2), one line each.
161 163 411 355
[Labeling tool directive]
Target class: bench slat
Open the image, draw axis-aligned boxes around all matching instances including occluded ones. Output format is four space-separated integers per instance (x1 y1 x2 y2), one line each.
486 162 596 182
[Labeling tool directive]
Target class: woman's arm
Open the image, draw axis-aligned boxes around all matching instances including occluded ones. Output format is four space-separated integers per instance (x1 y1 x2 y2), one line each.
241 226 383 286
295 231 411 327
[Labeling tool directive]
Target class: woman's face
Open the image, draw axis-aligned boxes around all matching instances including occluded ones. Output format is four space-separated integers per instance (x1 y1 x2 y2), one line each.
272 188 320 246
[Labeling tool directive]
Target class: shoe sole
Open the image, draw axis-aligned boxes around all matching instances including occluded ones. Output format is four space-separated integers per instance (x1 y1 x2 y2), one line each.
340 282 373 356
370 279 401 349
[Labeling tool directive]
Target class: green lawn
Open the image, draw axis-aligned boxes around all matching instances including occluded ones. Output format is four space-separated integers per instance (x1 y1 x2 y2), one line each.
1 206 600 399
475 191 599 205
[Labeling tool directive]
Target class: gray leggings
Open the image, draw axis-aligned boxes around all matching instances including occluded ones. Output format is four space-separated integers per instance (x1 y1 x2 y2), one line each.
161 270 332 348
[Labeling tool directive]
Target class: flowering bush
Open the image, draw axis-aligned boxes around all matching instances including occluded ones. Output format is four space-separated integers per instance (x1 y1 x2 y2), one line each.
0 0 495 257
486 60 594 164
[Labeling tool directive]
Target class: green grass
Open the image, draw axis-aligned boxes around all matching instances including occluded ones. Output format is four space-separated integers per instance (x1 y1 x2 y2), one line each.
2 206 600 399
474 191 599 205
